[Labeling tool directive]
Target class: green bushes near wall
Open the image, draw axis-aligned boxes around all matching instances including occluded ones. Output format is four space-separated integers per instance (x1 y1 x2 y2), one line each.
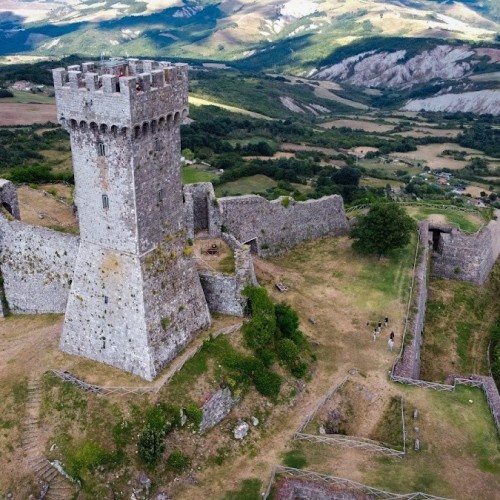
242 286 313 391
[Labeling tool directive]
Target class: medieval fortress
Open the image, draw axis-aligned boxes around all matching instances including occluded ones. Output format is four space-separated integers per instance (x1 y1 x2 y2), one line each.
0 58 498 381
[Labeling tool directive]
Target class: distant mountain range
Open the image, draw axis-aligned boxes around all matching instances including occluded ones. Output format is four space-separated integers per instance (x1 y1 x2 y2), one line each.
0 0 498 66
1 0 498 113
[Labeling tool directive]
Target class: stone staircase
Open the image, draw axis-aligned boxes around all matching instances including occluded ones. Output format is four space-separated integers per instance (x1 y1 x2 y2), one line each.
21 378 78 500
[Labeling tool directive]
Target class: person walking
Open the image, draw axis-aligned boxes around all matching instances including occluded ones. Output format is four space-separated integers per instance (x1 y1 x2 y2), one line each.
390 331 395 341
388 338 394 352
385 316 389 327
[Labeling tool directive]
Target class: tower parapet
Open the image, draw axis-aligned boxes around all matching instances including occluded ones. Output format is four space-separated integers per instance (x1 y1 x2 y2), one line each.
52 59 188 130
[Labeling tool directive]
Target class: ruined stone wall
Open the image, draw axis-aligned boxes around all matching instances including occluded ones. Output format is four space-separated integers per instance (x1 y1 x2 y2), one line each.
0 180 20 220
393 223 429 379
0 214 78 313
199 234 257 317
183 183 222 240
432 212 500 284
218 194 349 256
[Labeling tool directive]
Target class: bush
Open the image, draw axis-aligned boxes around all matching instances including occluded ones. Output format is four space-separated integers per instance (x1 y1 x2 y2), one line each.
276 338 299 364
167 450 191 472
138 426 166 467
242 287 276 350
145 405 169 432
8 164 73 184
490 322 500 388
275 303 300 339
184 403 203 428
253 369 282 398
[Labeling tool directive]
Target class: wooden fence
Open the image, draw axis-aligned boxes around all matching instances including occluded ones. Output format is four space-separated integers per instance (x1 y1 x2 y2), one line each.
294 432 405 457
262 466 452 499
295 375 349 434
293 374 406 458
52 323 242 396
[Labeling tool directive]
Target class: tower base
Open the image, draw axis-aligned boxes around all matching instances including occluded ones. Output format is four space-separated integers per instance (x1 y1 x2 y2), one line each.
61 242 211 381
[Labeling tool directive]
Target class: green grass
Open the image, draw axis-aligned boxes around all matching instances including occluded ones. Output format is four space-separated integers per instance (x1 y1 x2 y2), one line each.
223 478 262 500
407 207 483 233
5 90 55 104
282 447 308 469
346 236 416 314
358 158 422 177
420 277 494 381
215 174 277 197
182 165 219 184
219 254 236 274
369 396 406 450
430 386 500 474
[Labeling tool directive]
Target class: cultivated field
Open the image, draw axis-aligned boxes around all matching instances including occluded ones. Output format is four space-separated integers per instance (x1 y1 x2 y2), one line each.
390 143 485 170
320 119 394 133
0 102 57 125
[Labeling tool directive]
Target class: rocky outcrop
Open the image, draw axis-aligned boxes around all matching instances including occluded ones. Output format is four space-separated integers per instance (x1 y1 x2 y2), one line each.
314 45 479 89
403 89 500 116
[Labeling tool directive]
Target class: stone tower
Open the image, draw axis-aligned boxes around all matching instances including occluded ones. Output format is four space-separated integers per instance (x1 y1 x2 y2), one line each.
52 58 211 381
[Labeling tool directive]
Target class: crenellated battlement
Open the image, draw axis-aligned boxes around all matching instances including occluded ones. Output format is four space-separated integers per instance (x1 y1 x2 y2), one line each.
52 58 188 129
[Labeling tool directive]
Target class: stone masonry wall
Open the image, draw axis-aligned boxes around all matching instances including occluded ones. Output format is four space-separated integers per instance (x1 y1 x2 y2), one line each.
183 183 222 240
0 214 78 313
199 233 258 316
393 223 429 379
183 185 348 256
0 180 21 220
432 211 500 284
218 194 349 257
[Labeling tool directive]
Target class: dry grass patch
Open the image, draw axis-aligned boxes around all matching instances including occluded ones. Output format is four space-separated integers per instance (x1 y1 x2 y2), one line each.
0 102 56 125
390 143 485 170
320 119 393 133
393 127 460 139
193 238 235 274
17 185 78 233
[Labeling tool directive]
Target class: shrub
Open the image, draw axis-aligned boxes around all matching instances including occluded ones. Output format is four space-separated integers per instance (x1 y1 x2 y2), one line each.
276 338 299 364
167 450 191 472
281 196 290 208
161 317 170 330
253 369 282 398
275 303 300 339
0 88 13 98
138 426 166 467
145 405 169 432
242 286 276 350
184 403 203 428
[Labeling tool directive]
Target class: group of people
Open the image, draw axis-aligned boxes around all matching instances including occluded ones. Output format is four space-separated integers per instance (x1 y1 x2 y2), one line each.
367 317 396 351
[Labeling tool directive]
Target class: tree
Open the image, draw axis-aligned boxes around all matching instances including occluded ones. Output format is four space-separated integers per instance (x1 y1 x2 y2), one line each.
350 203 416 259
